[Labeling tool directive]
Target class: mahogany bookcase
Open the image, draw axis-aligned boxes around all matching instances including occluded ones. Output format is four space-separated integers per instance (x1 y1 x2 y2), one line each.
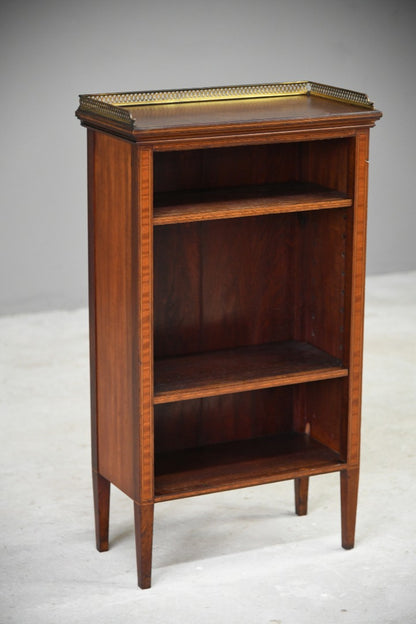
76 81 381 588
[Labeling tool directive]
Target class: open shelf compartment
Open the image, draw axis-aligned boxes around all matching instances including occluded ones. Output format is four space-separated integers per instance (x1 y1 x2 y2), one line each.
153 139 353 225
152 138 352 503
154 431 345 501
154 376 349 501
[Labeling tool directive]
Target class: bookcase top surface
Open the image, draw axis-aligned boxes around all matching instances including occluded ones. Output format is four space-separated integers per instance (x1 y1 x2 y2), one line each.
76 80 382 139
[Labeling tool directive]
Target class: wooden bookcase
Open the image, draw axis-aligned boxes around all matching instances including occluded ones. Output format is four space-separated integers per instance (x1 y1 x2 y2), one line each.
76 81 381 588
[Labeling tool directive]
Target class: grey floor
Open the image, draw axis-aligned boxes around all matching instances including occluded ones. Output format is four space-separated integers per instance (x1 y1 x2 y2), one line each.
1 271 415 624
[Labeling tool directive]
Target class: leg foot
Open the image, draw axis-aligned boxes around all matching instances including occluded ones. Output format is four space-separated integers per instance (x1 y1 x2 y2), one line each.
340 468 359 549
134 502 154 589
92 471 110 552
295 477 309 516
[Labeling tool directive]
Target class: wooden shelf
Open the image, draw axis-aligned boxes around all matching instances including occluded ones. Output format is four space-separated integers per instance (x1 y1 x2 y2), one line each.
153 182 352 225
154 341 348 404
155 432 345 501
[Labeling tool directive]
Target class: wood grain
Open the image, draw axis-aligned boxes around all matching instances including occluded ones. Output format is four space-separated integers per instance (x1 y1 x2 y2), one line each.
154 341 348 404
154 432 345 501
87 128 98 473
79 86 381 587
340 468 359 549
154 182 352 225
154 214 296 358
133 147 154 504
134 502 154 589
77 93 382 146
345 130 370 467
92 471 110 551
127 95 380 133
92 131 135 498
295 207 348 361
295 477 309 516
154 387 293 453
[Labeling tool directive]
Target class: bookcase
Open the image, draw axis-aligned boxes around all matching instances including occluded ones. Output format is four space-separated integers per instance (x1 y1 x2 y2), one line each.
76 81 381 588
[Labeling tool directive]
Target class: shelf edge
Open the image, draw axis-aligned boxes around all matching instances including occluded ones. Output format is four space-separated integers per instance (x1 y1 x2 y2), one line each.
153 198 352 226
154 367 348 404
154 462 346 501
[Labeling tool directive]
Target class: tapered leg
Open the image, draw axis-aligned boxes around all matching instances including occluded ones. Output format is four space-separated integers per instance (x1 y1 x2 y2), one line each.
92 471 110 552
294 477 309 516
340 468 359 549
134 502 154 589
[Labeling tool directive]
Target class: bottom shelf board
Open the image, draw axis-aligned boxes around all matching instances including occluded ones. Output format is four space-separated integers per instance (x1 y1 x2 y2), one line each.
154 433 345 501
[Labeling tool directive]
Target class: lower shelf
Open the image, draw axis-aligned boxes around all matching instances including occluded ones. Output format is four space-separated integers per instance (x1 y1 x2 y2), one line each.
154 433 345 501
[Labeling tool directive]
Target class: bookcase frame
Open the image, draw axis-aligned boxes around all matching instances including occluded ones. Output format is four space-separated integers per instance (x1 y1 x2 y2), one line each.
76 82 381 588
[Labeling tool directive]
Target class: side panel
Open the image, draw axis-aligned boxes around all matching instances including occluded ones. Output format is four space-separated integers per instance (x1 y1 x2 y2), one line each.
90 130 135 498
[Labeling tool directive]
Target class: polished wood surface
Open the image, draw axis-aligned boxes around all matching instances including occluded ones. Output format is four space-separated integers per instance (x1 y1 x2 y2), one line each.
92 471 110 551
153 207 348 360
89 131 135 499
155 432 344 501
127 95 378 131
133 146 154 505
295 477 309 516
154 386 293 454
134 502 154 589
154 182 351 225
79 87 381 588
77 94 381 144
340 467 360 549
154 341 347 404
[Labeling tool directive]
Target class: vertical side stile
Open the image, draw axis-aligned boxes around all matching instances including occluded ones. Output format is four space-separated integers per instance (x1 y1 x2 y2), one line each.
88 128 111 551
339 129 370 550
347 129 370 468
87 128 99 474
133 146 154 504
132 145 155 588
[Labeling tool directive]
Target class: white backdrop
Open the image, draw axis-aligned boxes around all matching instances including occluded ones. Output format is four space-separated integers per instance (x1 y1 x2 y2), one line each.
1 0 415 313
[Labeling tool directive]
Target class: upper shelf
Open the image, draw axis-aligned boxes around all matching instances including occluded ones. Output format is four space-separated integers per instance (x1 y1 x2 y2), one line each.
153 182 352 225
76 80 382 142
